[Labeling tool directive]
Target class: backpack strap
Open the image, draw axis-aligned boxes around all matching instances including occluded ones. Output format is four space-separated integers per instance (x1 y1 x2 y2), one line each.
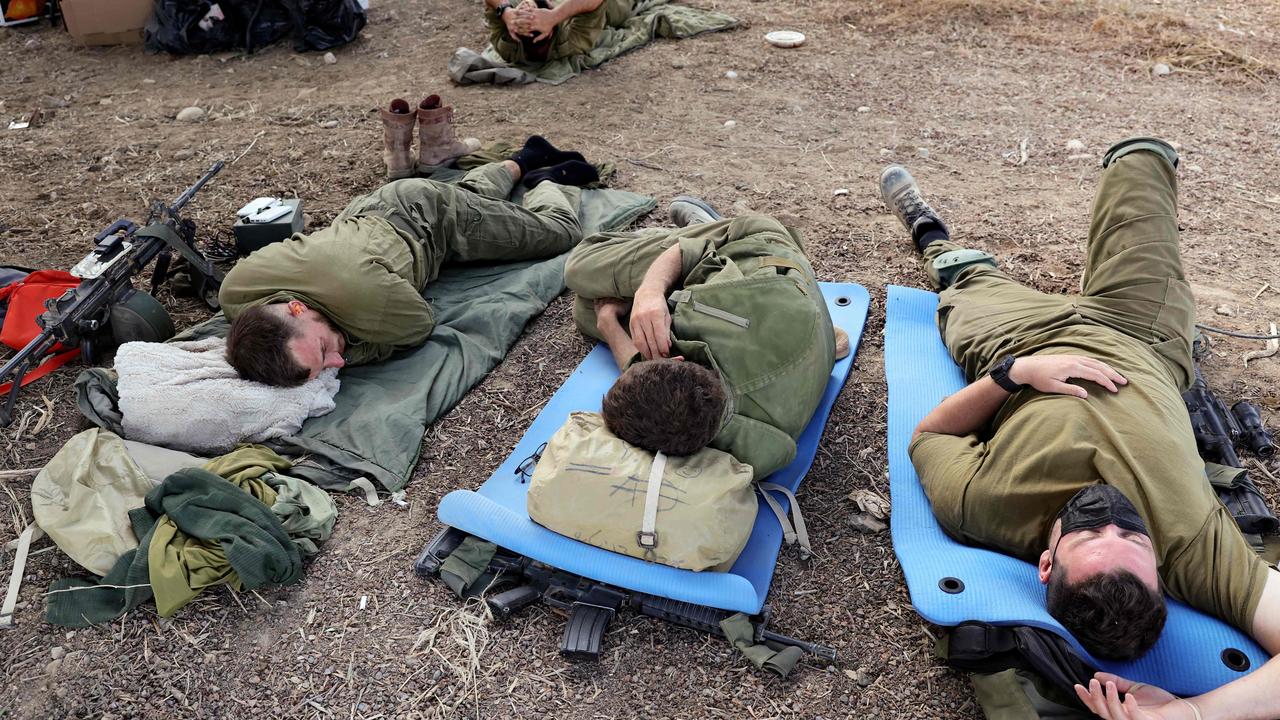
637 451 667 553
757 481 811 560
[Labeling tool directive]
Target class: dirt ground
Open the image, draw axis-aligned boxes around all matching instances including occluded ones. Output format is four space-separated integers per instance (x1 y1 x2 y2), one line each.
2 0 1280 717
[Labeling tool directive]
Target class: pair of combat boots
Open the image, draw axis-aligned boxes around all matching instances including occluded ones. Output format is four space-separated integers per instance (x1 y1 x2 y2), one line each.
380 95 481 180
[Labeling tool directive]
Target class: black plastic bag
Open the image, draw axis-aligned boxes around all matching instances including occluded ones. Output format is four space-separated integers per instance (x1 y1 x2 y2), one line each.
145 0 364 55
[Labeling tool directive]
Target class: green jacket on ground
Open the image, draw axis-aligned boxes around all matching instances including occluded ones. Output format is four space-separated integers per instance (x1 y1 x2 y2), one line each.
566 214 836 477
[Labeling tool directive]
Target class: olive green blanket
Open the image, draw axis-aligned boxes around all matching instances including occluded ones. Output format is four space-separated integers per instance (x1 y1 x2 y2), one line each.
77 180 655 493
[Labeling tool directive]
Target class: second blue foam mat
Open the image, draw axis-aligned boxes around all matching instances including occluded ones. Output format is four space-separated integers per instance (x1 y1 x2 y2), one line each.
437 282 869 614
884 284 1265 696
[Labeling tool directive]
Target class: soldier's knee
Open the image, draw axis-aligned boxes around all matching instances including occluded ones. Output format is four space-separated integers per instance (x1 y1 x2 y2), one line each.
1101 137 1179 171
931 249 998 289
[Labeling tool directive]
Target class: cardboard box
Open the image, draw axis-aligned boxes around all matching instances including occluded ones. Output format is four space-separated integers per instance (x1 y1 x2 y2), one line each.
61 0 153 46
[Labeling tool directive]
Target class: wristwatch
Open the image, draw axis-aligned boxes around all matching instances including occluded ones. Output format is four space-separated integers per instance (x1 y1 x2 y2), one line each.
496 1 512 17
988 355 1026 393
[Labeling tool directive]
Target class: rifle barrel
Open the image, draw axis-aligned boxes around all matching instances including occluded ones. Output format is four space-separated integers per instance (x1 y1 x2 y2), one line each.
168 161 225 213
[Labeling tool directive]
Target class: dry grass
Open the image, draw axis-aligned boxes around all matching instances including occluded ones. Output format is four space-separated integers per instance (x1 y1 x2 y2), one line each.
839 0 1278 79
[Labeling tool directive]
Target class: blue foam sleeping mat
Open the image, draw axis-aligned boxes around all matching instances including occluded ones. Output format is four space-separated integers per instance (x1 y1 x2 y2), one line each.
437 282 870 615
884 285 1266 697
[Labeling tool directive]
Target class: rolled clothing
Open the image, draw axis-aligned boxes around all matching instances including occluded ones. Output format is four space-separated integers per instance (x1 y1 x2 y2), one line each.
115 337 340 454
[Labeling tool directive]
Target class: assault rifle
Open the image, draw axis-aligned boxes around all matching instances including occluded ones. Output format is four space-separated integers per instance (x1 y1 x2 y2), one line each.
1183 365 1278 535
415 526 837 663
0 162 225 427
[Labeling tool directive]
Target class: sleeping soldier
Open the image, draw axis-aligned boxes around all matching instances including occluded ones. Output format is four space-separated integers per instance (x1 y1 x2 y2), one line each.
220 137 598 386
564 198 849 479
886 137 1280 719
483 0 633 67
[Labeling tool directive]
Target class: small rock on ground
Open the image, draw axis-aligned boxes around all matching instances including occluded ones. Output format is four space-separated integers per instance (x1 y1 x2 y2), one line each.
173 149 195 160
1153 62 1172 76
323 52 337 65
1066 138 1086 152
1215 304 1235 316
176 106 205 122
848 513 887 534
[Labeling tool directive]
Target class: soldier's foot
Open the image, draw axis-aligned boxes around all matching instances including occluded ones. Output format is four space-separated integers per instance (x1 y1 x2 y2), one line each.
668 196 723 227
879 165 949 252
512 136 586 174
522 159 599 188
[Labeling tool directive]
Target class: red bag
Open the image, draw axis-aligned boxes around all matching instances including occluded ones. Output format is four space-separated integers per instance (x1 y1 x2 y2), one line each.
0 270 82 395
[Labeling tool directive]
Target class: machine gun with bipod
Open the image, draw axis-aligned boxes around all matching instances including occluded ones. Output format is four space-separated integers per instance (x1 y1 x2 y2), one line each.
0 162 226 427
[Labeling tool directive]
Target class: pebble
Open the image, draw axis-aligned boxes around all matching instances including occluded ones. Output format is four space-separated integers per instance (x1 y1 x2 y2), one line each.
731 200 753 216
142 78 156 84
1215 304 1235 317
323 52 337 65
724 70 739 80
832 188 850 197
99 98 112 106
916 147 930 159
723 120 737 128
173 149 195 160
847 513 887 534
856 106 870 113
176 106 205 123
45 659 62 675
1153 63 1172 76
1187 163 1204 173
50 646 65 660
855 669 874 687
879 148 892 156
319 119 339 129
671 60 685 69
1066 138 1086 152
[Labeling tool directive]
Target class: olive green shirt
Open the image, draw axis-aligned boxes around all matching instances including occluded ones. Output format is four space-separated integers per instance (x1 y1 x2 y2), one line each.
219 215 432 366
909 324 1271 634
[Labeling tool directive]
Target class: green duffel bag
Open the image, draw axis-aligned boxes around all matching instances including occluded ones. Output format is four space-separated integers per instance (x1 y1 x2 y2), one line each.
527 411 757 571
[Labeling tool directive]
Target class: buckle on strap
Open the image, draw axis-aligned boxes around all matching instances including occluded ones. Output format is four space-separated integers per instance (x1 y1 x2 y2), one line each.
636 452 668 555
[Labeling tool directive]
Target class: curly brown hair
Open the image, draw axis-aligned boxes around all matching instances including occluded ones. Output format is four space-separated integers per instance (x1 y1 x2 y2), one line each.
225 304 309 387
601 359 727 456
1046 566 1167 660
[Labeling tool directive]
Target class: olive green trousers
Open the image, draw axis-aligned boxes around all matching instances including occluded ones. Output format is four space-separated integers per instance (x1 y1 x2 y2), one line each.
339 162 583 284
486 0 634 66
924 148 1195 390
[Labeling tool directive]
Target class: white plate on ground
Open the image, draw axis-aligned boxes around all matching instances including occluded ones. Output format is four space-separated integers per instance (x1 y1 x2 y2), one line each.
764 30 806 48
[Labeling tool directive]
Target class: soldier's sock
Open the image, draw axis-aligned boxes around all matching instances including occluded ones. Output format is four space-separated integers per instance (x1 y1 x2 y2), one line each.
512 136 586 173
913 220 949 251
419 95 442 110
521 160 599 188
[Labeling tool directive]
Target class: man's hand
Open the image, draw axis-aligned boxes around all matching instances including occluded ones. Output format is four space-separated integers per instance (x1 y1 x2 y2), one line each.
1008 354 1127 398
629 286 672 360
503 5 528 37
520 6 559 42
1074 675 1197 719
594 297 631 332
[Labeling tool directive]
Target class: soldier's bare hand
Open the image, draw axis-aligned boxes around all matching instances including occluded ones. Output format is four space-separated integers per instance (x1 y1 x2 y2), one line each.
523 7 558 42
1008 354 1128 398
629 287 672 360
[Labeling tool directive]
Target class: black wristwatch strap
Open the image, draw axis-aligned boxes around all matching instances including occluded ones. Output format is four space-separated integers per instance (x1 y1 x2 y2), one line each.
989 355 1025 393
496 1 512 17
